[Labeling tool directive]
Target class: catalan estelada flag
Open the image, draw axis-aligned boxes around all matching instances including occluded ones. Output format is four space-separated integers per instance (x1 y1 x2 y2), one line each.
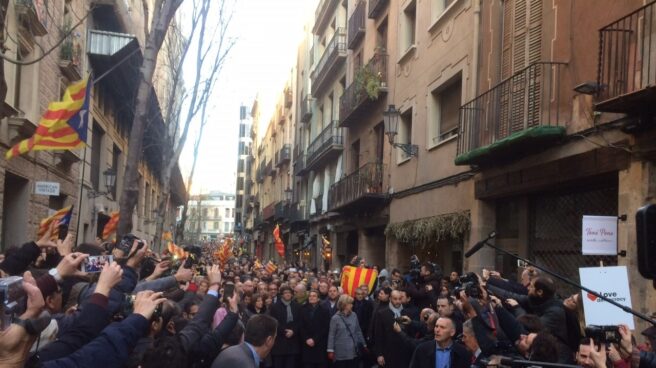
340 265 378 297
273 224 285 258
6 76 91 159
101 212 119 240
38 206 74 240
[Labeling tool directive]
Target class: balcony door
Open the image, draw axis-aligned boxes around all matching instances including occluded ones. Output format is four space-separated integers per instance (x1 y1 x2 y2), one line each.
375 122 384 164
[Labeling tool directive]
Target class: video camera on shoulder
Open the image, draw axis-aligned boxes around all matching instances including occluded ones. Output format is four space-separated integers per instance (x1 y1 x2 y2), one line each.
0 276 26 331
585 325 621 345
116 234 145 255
454 272 480 299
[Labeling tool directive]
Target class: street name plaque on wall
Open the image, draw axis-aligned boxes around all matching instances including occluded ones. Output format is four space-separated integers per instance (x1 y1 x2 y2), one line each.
35 181 60 196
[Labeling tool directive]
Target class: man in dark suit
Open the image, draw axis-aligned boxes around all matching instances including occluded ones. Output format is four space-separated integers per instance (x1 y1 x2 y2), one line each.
462 319 486 367
212 314 278 368
409 316 472 368
373 290 414 368
300 289 330 368
269 286 301 368
320 285 339 317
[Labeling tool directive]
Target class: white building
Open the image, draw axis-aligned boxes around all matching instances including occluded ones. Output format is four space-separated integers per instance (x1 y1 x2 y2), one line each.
185 191 236 241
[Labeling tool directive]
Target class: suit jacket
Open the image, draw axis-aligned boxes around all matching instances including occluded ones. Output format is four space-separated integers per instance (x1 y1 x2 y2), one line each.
321 299 337 317
299 302 330 364
409 340 472 368
373 307 414 368
211 343 257 368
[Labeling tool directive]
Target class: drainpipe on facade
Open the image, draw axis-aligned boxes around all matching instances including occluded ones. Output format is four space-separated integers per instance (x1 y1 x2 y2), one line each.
472 0 482 100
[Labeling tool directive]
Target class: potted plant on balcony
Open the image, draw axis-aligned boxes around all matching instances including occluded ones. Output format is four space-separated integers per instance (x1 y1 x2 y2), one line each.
354 64 383 101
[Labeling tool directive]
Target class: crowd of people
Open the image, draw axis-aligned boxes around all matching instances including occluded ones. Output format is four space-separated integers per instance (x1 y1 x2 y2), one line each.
1 222 656 368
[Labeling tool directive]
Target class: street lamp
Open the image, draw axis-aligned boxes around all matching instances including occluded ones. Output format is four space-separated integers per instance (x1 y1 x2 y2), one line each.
88 168 117 199
383 104 418 157
284 187 293 204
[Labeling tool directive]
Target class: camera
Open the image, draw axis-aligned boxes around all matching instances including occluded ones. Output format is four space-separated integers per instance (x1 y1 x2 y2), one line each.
454 272 480 299
0 276 26 331
409 255 421 281
585 325 621 344
116 234 145 255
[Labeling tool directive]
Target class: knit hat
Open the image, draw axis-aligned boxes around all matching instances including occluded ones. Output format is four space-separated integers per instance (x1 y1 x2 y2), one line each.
36 274 59 299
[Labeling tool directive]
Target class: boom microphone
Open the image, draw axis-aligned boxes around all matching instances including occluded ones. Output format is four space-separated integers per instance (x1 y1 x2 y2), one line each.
464 231 496 258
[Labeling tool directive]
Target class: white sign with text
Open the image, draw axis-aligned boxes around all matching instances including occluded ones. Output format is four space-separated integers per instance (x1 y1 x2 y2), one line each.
579 266 634 329
34 181 60 196
582 215 617 255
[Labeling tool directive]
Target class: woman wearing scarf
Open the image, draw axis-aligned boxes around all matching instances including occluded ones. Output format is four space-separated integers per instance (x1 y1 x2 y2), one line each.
300 289 330 368
269 285 301 368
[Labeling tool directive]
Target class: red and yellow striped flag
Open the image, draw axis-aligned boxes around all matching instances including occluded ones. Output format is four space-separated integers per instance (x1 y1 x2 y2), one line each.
101 212 119 240
340 265 378 297
265 261 277 274
253 259 263 270
6 76 91 159
273 224 285 258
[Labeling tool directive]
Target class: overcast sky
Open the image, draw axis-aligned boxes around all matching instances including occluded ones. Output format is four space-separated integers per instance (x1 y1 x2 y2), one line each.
178 0 317 195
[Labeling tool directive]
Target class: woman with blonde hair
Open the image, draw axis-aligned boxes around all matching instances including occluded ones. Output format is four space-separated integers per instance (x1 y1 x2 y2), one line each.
327 294 367 368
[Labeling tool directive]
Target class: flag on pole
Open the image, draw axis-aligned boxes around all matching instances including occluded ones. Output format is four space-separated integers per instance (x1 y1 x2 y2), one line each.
214 240 232 267
101 212 119 240
38 206 74 240
6 76 92 159
273 224 285 258
162 231 173 241
253 259 263 270
340 265 378 297
321 234 331 260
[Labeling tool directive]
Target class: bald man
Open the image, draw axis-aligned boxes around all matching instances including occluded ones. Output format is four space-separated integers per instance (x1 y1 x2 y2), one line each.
373 290 414 368
409 317 472 368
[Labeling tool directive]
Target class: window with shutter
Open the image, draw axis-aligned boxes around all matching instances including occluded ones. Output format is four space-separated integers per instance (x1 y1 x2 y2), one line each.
500 0 543 136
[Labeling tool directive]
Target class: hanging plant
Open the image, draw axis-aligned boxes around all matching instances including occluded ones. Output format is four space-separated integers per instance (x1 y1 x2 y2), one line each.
354 64 383 101
385 211 471 246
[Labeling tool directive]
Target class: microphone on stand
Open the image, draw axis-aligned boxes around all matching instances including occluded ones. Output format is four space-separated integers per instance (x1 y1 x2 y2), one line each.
464 231 496 258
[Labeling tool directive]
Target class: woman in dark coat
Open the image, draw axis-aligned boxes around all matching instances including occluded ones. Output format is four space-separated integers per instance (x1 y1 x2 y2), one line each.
300 289 330 368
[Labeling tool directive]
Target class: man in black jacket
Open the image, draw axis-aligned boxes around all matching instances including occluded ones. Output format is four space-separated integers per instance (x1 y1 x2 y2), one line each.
299 289 329 368
269 286 301 368
409 316 472 368
373 290 414 368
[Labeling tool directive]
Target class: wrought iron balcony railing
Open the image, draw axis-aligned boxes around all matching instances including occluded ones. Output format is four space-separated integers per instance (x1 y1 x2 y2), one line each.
306 120 344 170
348 1 366 49
294 153 307 177
596 1 656 114
266 160 276 176
301 94 313 123
274 201 288 220
457 62 567 162
276 144 291 167
311 28 347 96
340 53 388 127
328 162 386 210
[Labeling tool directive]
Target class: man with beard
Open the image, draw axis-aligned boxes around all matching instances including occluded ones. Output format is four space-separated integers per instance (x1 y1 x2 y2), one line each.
320 285 339 317
317 281 329 301
405 263 441 310
487 276 573 363
373 290 414 368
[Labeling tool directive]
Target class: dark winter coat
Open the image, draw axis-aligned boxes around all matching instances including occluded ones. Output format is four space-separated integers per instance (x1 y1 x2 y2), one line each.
299 302 330 364
269 299 301 356
373 307 414 368
409 340 472 368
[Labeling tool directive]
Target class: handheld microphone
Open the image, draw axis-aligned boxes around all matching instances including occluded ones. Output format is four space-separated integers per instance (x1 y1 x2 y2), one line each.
464 231 496 258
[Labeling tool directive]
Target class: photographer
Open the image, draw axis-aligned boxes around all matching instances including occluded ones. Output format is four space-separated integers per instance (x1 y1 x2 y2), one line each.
405 261 442 311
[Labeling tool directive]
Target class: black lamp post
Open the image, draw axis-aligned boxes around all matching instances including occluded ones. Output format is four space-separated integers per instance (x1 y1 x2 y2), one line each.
88 168 117 199
383 104 418 157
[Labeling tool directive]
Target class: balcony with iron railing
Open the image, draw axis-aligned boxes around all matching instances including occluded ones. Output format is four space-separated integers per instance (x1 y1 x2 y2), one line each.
256 160 266 183
368 0 388 18
306 120 344 171
266 160 276 176
311 28 347 96
456 62 567 166
313 0 339 35
274 201 289 220
595 1 656 115
263 202 275 220
294 153 307 177
313 194 324 216
276 144 292 167
348 1 366 49
340 53 388 128
328 162 387 211
289 203 308 224
301 94 313 123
